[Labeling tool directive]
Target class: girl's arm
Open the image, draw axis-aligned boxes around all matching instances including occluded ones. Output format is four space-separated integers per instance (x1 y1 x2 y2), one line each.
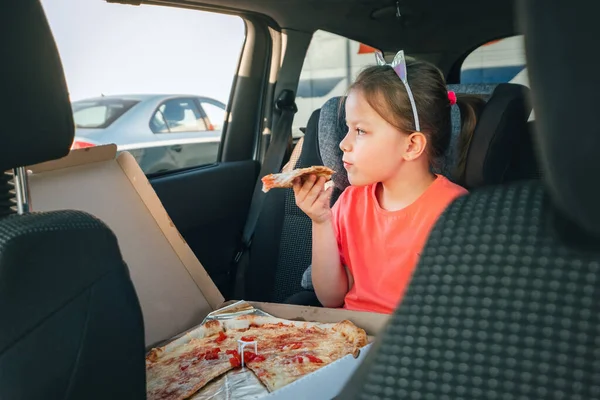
293 175 350 307
311 220 349 307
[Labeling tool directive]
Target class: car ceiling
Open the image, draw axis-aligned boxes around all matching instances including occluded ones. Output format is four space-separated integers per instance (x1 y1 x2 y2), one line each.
134 0 517 55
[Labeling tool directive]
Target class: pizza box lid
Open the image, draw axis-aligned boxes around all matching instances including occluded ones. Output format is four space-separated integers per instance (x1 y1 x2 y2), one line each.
27 146 389 348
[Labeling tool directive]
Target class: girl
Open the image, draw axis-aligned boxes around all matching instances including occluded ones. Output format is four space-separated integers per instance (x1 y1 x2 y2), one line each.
293 52 482 314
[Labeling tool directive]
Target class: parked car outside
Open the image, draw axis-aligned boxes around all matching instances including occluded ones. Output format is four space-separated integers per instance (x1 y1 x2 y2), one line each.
71 94 226 174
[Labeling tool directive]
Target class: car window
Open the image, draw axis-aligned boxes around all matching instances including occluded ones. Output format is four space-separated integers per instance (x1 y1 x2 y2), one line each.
151 99 207 133
460 35 532 120
198 100 226 131
295 30 378 137
41 0 245 174
72 99 139 129
461 35 527 86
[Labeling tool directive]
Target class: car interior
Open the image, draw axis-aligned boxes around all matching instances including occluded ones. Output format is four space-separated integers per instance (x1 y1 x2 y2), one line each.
1 0 598 399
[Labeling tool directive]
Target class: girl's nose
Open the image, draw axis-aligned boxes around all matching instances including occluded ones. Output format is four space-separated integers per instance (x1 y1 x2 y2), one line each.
340 133 351 152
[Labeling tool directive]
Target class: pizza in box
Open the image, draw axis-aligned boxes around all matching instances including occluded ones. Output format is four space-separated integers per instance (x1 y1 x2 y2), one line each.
146 315 367 400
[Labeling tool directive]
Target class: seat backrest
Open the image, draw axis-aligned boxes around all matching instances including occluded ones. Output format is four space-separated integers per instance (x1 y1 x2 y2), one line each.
0 2 146 398
443 83 534 188
462 83 533 188
339 2 600 398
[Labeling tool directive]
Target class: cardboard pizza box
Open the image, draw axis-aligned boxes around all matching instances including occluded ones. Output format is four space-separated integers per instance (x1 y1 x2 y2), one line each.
27 145 388 397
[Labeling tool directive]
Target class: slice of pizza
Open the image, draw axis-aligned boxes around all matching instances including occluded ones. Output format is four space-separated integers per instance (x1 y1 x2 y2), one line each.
146 321 241 400
222 316 367 392
261 166 335 193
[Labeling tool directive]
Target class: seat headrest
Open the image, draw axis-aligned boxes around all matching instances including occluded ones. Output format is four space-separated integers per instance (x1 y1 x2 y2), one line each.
0 1 74 172
447 83 498 99
464 83 532 188
163 102 185 122
520 0 600 237
317 97 349 191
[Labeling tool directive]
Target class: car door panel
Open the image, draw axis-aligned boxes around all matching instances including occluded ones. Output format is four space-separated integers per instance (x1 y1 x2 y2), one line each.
124 141 221 174
149 160 259 298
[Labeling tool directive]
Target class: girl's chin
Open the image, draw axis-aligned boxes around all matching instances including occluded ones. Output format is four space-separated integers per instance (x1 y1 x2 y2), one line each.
347 173 375 187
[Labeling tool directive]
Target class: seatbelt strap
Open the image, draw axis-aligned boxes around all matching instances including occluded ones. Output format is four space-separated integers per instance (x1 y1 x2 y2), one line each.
232 89 297 298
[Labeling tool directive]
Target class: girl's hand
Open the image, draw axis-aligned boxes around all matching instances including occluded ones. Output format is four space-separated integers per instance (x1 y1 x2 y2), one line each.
293 175 333 224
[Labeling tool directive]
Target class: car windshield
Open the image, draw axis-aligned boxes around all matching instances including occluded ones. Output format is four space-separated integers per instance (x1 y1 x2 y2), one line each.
71 98 140 129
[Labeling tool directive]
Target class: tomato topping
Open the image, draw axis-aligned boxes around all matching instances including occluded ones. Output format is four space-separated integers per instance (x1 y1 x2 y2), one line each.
241 336 256 342
204 348 220 360
295 356 303 363
306 354 323 363
180 364 189 371
229 356 241 368
215 331 228 343
226 349 242 368
253 355 266 362
244 351 256 362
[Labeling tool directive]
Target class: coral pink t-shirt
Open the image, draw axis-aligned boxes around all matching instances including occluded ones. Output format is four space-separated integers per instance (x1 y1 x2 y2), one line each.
331 175 468 314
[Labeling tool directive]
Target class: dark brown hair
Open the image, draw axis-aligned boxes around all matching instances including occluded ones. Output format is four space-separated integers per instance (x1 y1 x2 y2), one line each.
348 58 486 179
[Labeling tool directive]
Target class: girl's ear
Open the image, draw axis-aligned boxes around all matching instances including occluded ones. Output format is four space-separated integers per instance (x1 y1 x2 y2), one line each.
402 132 428 161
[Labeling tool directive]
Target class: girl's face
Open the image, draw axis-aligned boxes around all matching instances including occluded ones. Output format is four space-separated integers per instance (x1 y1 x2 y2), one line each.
341 89 425 186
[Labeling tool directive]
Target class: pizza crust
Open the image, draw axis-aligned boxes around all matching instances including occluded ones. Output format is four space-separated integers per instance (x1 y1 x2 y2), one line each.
261 166 335 192
222 314 337 331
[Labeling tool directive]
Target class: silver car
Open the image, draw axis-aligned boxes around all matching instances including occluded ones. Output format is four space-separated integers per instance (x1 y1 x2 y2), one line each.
72 94 226 174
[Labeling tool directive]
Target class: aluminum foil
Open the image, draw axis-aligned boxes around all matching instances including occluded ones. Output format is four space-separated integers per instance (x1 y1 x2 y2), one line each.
184 301 275 400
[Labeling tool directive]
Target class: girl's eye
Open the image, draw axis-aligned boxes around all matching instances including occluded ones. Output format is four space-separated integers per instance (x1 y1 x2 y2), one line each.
356 128 366 136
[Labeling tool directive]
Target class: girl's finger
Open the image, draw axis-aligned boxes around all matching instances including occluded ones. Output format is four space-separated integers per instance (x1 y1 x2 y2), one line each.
316 185 332 207
296 174 317 201
304 176 326 207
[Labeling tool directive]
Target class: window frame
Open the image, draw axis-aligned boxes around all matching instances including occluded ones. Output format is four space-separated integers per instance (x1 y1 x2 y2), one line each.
195 97 227 131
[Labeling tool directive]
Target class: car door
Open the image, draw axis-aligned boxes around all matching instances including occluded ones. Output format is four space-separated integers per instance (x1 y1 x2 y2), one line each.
143 15 275 299
143 97 221 173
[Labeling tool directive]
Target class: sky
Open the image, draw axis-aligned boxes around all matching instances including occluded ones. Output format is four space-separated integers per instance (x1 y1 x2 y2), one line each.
40 0 245 103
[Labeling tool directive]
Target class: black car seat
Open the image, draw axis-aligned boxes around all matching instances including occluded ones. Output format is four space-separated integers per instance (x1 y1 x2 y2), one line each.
339 1 600 398
0 2 146 399
444 83 534 188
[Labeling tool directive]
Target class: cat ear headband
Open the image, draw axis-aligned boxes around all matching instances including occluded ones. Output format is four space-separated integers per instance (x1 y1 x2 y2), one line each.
375 50 420 132
376 50 458 131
